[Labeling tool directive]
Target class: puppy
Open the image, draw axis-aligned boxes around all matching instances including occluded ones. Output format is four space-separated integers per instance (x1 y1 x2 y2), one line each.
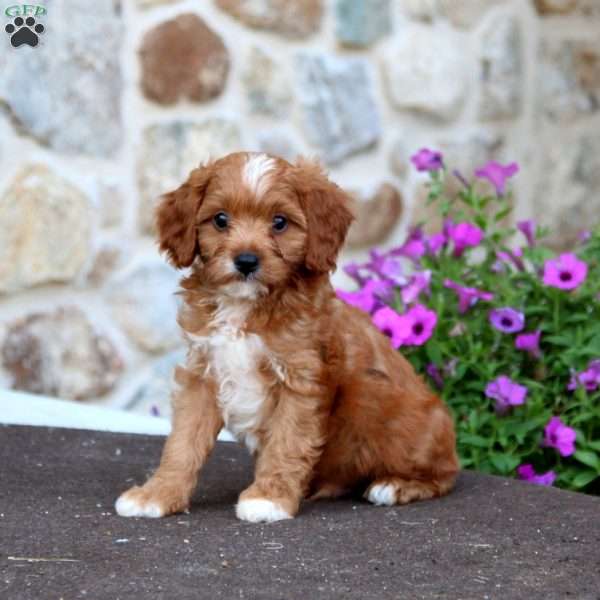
115 152 459 523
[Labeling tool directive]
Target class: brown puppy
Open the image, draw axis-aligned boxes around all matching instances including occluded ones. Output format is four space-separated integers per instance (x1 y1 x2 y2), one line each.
115 152 459 522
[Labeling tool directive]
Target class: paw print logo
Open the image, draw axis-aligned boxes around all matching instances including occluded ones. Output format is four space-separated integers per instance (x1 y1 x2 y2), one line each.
5 16 45 48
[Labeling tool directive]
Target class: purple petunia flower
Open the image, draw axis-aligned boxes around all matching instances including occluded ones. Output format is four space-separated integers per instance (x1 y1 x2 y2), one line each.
411 148 444 172
485 375 528 413
364 249 406 285
372 306 413 349
447 222 484 257
491 258 507 274
427 363 444 388
427 231 447 255
445 358 458 377
392 228 427 263
401 270 432 304
426 359 458 389
343 262 369 286
516 330 542 359
444 279 494 314
490 307 525 334
336 280 392 314
567 359 600 392
517 464 556 487
517 220 536 247
453 169 470 190
475 161 519 196
496 248 525 272
578 230 592 244
543 417 576 457
404 304 438 346
543 253 588 291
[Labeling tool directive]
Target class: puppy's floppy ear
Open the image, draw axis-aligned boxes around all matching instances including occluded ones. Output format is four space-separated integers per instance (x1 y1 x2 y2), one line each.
291 158 355 273
155 164 213 269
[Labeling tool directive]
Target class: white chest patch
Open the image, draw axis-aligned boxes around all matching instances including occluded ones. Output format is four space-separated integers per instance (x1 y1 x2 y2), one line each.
187 299 272 453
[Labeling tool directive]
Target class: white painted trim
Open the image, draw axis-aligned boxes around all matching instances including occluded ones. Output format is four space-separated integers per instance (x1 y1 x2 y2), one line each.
0 390 235 441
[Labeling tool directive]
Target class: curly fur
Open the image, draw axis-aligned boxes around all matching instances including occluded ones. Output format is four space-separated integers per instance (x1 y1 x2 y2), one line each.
115 151 459 522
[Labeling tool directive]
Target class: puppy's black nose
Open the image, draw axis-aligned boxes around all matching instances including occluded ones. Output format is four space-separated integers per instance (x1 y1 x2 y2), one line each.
234 253 260 276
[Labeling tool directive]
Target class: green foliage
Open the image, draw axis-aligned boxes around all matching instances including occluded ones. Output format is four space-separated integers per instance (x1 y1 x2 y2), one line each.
400 172 600 493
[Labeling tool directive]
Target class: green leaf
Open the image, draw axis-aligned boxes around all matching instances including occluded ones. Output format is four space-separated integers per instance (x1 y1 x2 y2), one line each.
489 453 520 474
494 206 512 223
571 470 599 489
574 450 600 472
544 335 573 347
425 341 443 366
511 417 547 439
459 433 490 448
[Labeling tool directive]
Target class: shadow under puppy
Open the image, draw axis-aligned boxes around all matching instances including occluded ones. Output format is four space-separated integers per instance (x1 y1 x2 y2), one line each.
116 152 459 523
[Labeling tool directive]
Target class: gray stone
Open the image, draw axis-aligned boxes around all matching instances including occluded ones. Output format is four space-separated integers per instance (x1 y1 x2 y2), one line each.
137 0 181 7
109 261 182 354
85 242 123 287
97 177 124 228
346 183 404 249
538 39 600 122
1 306 123 401
335 0 391 47
388 140 410 177
256 130 299 162
534 132 600 249
399 0 437 21
295 53 380 164
400 0 504 28
126 349 186 419
0 1 122 157
565 0 600 15
215 0 323 38
438 131 504 179
479 15 523 121
137 119 242 234
437 0 505 28
0 165 92 294
242 46 292 117
382 26 469 121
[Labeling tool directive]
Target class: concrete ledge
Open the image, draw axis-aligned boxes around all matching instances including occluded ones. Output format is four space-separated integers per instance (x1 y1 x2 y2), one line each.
1 425 599 599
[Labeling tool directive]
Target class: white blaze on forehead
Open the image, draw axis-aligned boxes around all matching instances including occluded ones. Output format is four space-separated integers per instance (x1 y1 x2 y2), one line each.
243 154 276 198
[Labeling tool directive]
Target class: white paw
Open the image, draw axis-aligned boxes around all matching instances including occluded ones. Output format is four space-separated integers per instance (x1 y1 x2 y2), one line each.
235 498 292 523
366 483 397 506
115 494 164 518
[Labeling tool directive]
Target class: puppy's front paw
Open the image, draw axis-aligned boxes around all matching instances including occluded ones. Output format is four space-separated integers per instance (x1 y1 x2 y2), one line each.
115 484 187 518
235 498 292 523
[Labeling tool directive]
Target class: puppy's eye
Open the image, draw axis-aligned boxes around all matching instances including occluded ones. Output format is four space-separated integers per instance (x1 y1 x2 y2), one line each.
213 212 229 231
272 215 288 233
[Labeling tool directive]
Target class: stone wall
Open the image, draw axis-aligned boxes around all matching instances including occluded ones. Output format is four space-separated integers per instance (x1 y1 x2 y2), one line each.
1 0 599 416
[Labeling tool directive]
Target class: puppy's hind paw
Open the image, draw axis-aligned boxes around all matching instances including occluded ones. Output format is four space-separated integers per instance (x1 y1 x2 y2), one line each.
365 477 439 506
366 483 397 506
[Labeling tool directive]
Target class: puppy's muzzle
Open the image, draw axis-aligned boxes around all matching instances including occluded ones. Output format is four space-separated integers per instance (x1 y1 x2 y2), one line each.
234 253 260 277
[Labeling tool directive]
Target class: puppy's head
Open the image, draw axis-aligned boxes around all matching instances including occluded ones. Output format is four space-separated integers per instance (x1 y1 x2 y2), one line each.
156 152 354 297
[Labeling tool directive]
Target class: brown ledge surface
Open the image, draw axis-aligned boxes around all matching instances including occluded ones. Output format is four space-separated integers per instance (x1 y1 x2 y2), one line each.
1 425 599 600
